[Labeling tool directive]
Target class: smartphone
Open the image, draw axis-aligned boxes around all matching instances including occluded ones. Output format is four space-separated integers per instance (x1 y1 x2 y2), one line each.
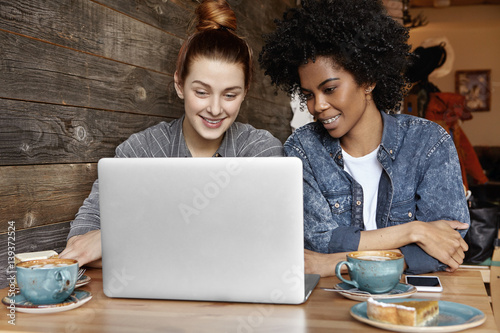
405 275 443 292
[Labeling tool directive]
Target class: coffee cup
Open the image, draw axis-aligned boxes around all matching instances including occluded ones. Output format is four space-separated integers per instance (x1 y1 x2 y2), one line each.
16 258 78 305
335 251 404 294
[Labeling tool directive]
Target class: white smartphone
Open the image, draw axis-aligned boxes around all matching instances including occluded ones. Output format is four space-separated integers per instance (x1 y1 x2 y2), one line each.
405 275 443 292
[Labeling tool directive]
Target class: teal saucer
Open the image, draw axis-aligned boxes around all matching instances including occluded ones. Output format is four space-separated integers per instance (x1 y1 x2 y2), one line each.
334 282 417 301
351 298 486 332
2 289 92 313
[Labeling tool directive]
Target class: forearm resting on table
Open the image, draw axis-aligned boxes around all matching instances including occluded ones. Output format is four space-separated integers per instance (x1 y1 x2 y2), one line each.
360 220 468 272
358 222 417 251
305 220 468 277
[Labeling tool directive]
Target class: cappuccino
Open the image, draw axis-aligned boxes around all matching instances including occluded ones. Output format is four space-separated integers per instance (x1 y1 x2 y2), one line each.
16 258 78 305
356 255 391 261
28 263 70 269
335 250 404 294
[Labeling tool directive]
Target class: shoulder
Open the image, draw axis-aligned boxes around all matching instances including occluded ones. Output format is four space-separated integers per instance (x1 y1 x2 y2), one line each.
391 113 446 132
229 122 284 157
388 113 449 142
385 113 453 158
115 119 181 157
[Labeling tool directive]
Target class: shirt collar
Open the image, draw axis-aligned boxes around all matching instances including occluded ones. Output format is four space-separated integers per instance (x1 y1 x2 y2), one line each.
379 111 399 161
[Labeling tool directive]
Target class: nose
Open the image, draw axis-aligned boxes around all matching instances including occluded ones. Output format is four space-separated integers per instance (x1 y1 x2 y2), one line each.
207 97 223 116
314 97 329 114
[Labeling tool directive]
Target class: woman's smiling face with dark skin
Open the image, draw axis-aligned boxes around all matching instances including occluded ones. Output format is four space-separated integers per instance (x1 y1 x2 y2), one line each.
298 56 378 142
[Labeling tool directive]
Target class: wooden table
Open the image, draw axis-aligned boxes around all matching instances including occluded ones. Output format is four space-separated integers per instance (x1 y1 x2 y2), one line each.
1 269 498 332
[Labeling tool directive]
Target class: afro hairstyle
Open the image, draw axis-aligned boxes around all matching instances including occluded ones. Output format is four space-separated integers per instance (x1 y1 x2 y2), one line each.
259 0 412 113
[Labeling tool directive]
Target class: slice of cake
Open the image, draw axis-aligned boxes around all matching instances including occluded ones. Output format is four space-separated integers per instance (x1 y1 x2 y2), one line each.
367 297 439 326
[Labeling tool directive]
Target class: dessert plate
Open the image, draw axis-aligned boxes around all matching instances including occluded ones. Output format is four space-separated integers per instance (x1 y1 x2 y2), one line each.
350 298 486 332
2 289 92 314
329 282 417 301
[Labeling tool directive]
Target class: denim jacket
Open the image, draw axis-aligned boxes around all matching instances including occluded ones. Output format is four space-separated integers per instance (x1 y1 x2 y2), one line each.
284 111 470 274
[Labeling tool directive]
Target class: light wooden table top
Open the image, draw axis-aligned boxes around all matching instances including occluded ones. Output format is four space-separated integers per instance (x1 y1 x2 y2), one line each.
1 268 498 332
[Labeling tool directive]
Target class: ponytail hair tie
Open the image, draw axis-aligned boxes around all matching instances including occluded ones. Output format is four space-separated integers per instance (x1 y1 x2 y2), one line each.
219 25 235 32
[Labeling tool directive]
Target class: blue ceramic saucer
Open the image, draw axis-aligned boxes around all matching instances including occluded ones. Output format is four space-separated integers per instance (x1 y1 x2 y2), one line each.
333 282 417 301
2 289 92 314
350 298 486 332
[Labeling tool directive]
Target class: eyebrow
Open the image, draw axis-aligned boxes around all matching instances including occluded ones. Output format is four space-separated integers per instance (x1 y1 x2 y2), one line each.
301 78 340 92
192 80 243 91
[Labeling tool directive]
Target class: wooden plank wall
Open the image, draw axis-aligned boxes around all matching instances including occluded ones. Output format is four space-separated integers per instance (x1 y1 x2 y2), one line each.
0 0 296 288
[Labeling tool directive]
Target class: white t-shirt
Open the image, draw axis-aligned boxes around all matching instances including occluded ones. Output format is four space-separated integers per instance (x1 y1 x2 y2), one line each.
342 147 383 231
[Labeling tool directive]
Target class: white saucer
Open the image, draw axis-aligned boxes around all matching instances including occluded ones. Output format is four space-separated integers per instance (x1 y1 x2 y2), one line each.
2 289 92 314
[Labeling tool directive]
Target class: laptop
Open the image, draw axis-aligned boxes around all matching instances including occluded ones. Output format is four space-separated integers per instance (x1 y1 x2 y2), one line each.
99 157 320 304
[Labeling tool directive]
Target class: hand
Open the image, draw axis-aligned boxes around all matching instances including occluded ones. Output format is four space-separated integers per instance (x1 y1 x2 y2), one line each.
413 220 469 272
59 230 102 267
304 249 347 277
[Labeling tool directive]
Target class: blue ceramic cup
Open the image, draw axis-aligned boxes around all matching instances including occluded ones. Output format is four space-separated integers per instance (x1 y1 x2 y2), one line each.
16 258 78 305
335 251 404 294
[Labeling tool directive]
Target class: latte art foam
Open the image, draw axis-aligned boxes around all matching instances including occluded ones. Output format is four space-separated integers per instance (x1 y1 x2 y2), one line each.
28 263 70 269
356 255 391 261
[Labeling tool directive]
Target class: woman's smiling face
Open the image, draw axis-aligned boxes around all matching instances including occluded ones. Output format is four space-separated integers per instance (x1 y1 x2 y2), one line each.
175 57 246 147
298 56 374 139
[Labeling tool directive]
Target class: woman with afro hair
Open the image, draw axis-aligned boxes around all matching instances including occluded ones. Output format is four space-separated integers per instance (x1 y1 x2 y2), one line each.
259 0 469 276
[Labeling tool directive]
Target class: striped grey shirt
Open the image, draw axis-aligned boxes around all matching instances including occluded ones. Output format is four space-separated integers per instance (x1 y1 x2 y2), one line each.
68 116 284 239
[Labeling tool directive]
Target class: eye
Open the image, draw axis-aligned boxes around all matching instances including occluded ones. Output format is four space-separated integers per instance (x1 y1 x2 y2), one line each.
324 86 336 94
224 93 237 100
195 90 208 97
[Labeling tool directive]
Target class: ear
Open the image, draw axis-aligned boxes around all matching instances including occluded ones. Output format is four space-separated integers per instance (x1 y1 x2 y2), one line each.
174 71 184 99
363 83 376 94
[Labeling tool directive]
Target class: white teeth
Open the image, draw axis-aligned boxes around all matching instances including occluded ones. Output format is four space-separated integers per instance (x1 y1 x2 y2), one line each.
204 118 222 124
322 115 340 124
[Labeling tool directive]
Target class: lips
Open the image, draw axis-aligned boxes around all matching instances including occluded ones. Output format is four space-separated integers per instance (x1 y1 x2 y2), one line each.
201 116 224 128
321 114 340 124
203 117 222 124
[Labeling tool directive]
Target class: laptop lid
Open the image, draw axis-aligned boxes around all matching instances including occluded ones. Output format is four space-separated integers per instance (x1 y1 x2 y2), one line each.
99 157 319 304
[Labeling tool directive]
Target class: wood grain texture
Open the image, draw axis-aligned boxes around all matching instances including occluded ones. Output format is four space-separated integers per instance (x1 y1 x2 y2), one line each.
239 97 292 143
95 0 193 38
0 164 97 232
0 0 184 74
0 30 182 116
0 99 173 165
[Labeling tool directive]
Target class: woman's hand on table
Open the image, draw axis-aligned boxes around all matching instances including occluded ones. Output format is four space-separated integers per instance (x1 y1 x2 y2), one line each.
59 230 102 268
304 249 348 277
412 220 469 272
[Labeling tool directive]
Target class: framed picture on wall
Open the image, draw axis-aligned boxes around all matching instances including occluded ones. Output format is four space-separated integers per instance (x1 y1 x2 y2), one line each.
455 70 491 112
